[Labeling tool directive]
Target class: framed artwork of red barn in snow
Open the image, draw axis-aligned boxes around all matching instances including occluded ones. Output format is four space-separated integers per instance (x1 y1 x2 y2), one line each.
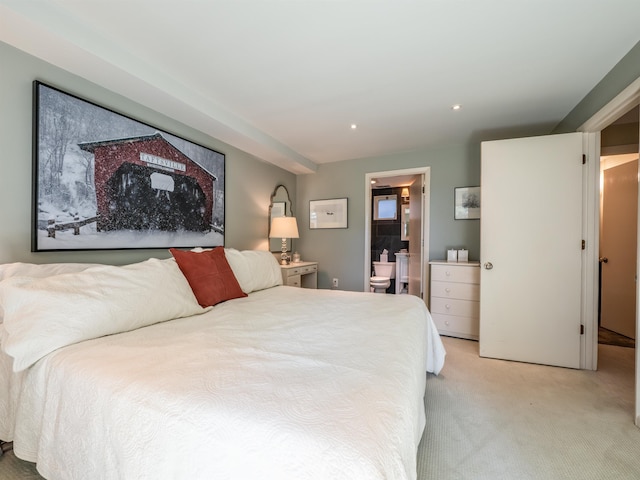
32 81 225 252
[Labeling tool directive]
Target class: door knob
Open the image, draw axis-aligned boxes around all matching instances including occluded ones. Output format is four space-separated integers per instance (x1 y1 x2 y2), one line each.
484 262 493 270
599 257 608 264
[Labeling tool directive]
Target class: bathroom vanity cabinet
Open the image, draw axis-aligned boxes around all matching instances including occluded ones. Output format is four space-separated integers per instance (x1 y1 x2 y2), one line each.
429 261 480 340
395 253 409 294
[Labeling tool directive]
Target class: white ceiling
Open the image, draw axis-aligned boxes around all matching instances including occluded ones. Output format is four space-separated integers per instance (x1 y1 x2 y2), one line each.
1 0 639 174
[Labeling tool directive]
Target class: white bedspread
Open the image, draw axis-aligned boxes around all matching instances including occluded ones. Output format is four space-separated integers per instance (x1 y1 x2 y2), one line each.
8 287 445 480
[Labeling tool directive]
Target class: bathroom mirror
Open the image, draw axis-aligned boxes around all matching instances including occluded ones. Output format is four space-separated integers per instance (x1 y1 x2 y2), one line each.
269 185 293 252
401 205 410 241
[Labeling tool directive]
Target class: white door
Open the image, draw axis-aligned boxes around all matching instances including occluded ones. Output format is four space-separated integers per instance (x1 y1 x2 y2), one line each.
408 178 423 297
480 132 584 368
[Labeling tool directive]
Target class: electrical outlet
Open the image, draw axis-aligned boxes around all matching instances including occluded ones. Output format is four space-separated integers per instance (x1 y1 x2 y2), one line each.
332 278 339 289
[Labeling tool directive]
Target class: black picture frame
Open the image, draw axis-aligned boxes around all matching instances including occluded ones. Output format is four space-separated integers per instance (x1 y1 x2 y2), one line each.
32 81 225 251
454 186 481 220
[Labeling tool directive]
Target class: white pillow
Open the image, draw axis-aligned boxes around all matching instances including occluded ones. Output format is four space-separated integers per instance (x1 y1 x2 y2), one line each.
0 262 101 324
240 250 283 292
0 258 208 372
0 262 102 282
224 249 282 293
223 248 253 293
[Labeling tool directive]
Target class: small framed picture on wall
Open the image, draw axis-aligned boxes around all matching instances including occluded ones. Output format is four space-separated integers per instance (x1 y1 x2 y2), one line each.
309 198 348 229
454 186 480 220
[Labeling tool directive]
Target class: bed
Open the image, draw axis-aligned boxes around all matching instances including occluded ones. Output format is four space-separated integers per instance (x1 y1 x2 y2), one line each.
0 249 445 480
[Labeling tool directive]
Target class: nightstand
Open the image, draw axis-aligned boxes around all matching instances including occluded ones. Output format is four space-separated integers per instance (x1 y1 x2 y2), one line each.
280 261 318 288
429 261 480 340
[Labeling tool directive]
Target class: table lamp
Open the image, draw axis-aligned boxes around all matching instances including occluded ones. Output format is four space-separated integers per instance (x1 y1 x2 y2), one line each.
270 216 299 264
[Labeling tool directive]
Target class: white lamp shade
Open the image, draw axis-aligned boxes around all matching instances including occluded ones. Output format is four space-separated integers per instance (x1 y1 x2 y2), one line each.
270 216 299 238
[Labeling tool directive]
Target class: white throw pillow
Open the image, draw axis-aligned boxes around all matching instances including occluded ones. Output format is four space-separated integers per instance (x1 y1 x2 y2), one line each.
0 258 208 372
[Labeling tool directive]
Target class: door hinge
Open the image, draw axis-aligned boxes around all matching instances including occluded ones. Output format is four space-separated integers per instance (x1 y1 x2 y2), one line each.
581 240 586 250
580 324 584 335
582 154 586 165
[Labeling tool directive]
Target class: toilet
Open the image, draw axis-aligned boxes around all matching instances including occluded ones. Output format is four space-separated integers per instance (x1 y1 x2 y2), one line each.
370 261 396 293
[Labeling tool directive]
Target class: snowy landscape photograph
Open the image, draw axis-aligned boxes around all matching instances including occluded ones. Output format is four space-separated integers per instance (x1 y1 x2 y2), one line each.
33 81 225 251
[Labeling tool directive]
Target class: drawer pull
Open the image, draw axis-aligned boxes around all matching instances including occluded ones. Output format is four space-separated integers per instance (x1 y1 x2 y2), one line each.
445 271 451 276
445 304 451 310
445 320 450 326
445 288 451 293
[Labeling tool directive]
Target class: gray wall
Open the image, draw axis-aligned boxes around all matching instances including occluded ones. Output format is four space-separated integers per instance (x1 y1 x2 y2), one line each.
554 40 640 133
298 40 640 292
0 41 295 265
4 37 638 282
295 143 481 291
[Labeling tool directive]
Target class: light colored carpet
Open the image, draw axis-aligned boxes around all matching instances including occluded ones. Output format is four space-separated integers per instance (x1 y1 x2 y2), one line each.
418 336 640 480
1 336 638 479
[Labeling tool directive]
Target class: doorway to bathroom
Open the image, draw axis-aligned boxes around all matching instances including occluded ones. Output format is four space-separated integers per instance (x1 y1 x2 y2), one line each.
364 167 430 301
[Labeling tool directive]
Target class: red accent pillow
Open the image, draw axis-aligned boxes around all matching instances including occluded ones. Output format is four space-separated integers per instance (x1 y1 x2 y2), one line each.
170 247 247 307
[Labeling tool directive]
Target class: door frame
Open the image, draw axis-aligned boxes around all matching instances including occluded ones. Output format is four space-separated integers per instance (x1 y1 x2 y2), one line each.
578 75 640 424
364 167 431 300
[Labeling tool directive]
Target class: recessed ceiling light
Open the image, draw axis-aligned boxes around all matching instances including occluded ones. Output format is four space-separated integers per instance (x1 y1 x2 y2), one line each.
351 124 357 129
371 179 377 184
451 104 462 111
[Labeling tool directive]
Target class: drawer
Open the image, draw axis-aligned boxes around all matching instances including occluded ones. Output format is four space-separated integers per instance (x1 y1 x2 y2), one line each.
431 281 479 301
430 297 479 318
431 313 479 339
286 264 317 276
286 274 301 287
431 264 479 284
284 267 301 277
300 264 317 274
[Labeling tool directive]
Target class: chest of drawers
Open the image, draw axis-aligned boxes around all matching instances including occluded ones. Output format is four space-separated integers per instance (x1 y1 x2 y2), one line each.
429 261 480 340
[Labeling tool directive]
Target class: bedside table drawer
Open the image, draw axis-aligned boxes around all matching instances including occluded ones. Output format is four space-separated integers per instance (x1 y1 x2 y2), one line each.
430 297 479 317
431 281 479 301
286 264 317 276
283 268 300 277
431 264 480 284
285 274 301 287
303 264 317 274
